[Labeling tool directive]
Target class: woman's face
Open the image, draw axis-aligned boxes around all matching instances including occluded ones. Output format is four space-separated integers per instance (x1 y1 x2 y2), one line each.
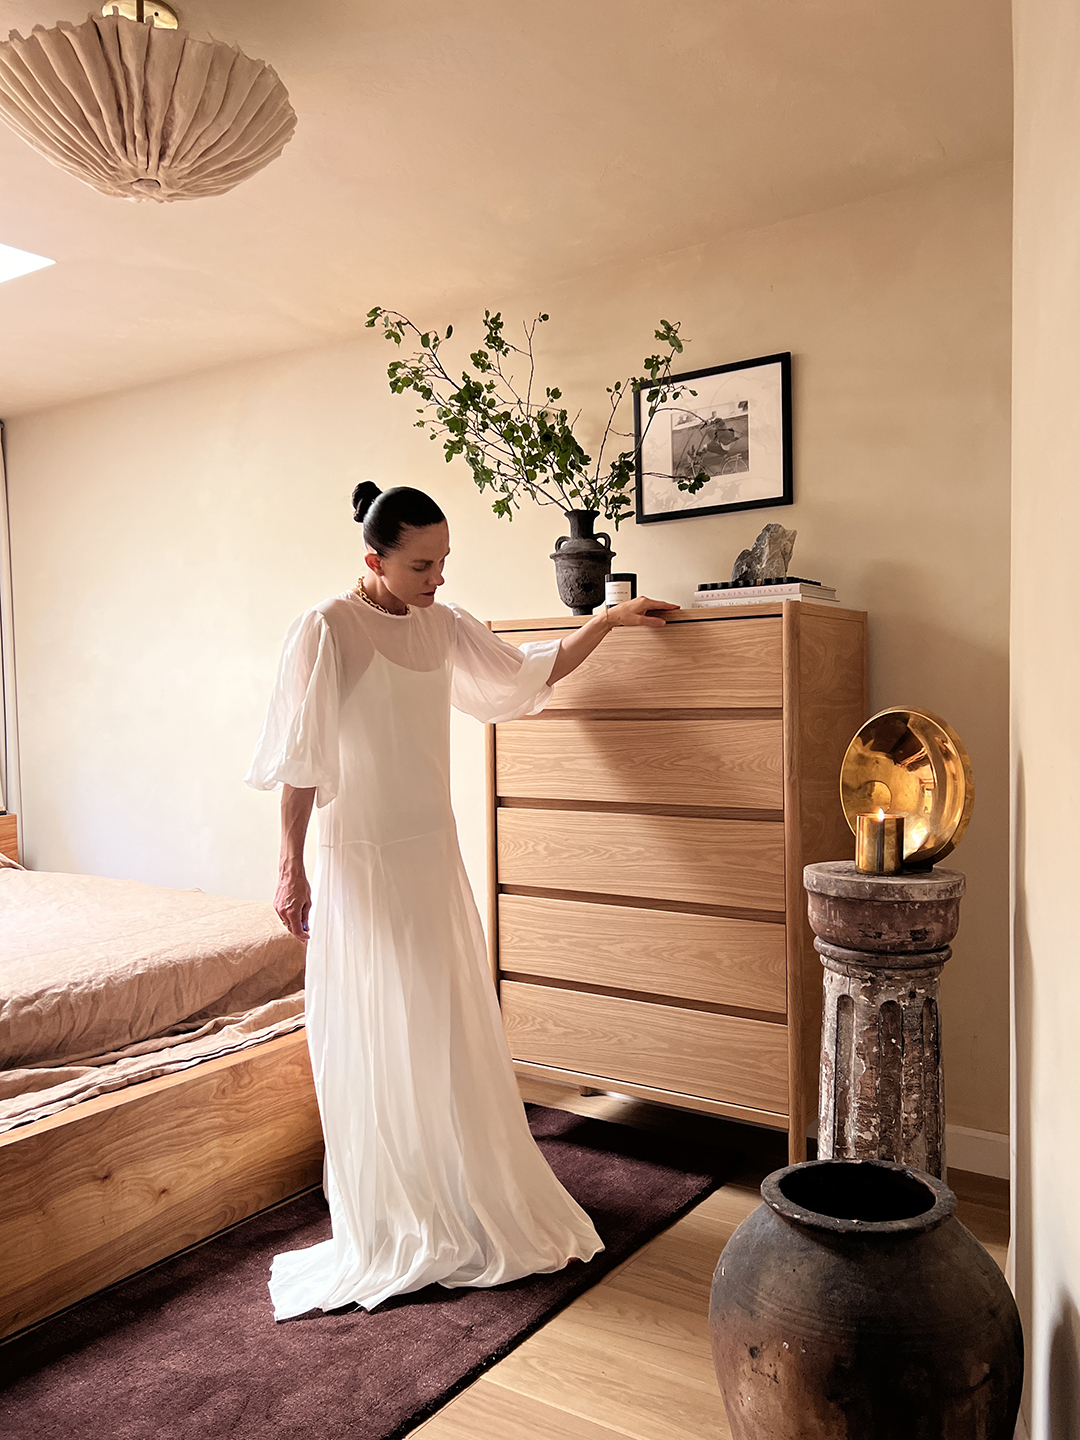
366 521 450 608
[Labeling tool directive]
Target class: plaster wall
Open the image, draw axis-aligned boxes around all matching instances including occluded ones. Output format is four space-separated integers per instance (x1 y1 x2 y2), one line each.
1012 0 1080 1429
5 162 1011 1136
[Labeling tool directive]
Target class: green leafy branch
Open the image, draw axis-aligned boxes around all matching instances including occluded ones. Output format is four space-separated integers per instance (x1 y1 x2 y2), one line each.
364 307 709 524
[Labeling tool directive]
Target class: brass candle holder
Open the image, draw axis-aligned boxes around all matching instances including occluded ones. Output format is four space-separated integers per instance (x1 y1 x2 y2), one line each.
840 707 974 872
854 808 905 874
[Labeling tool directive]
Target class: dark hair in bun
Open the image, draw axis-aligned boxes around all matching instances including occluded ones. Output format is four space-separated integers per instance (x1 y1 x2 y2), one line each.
351 483 446 555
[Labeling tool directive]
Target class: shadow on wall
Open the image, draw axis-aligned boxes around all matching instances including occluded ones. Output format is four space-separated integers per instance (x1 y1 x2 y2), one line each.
1050 1295 1080 1439
1014 757 1034 1432
863 591 1011 1132
1015 759 1080 1439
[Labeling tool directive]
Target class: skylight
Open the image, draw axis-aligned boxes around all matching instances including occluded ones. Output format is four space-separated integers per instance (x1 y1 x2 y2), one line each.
0 243 55 285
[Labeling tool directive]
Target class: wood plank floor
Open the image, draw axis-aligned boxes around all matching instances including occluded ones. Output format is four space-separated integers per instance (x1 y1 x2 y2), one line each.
416 1079 1010 1440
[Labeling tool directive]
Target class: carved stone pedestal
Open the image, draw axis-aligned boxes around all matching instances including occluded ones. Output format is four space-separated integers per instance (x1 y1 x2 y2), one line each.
803 862 966 1178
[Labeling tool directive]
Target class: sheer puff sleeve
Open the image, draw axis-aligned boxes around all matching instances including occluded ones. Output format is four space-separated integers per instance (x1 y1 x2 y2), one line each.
245 609 341 807
449 604 562 723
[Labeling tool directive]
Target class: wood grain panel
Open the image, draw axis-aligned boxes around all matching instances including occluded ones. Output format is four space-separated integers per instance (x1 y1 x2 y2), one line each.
499 617 783 709
0 1032 322 1339
781 604 806 1162
421 1380 625 1440
791 606 869 1152
502 981 788 1113
513 1061 789 1129
493 607 787 629
498 893 786 1012
0 812 17 863
482 1284 725 1440
497 807 785 911
495 718 783 809
485 722 499 987
798 609 869 868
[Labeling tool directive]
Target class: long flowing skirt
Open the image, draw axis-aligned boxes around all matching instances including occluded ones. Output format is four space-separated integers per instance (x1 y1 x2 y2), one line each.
268 827 603 1319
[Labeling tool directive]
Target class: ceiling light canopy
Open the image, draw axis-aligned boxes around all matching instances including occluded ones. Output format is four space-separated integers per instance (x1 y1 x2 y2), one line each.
0 10 296 202
101 2 178 28
0 242 54 284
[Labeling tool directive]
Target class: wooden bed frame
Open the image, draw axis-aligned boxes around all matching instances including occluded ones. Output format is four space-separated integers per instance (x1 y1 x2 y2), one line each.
0 1030 322 1341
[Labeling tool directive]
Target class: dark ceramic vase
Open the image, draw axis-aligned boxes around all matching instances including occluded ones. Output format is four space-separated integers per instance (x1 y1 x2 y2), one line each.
710 1159 1023 1440
550 509 614 614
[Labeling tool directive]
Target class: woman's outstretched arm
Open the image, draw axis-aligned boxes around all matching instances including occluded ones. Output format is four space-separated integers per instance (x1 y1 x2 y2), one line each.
276 783 316 938
546 596 678 684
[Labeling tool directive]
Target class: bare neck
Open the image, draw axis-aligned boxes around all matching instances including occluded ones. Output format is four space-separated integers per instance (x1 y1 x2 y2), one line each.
361 573 410 615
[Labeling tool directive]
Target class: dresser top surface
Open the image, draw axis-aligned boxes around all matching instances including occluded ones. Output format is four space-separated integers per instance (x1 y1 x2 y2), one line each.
490 602 867 632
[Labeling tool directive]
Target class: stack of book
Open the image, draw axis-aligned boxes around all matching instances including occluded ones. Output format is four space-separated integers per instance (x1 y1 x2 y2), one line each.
692 578 838 608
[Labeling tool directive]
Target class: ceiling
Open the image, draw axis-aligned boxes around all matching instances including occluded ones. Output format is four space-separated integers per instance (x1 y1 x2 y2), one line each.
0 0 1012 416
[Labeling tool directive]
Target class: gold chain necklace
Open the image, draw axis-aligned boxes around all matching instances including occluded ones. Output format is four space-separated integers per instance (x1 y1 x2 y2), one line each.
354 579 409 616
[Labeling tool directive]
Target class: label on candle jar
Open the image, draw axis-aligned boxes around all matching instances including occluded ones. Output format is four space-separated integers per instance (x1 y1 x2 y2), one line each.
605 573 636 607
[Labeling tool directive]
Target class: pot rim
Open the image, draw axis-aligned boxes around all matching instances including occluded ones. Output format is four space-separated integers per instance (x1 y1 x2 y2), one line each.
761 1158 957 1236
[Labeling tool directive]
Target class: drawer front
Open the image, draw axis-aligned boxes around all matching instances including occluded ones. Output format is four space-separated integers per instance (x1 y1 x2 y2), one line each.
495 717 783 810
497 807 786 912
502 981 789 1114
497 893 787 1013
498 617 782 709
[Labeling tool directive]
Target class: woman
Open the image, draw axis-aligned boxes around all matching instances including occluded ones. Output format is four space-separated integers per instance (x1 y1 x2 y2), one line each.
247 482 675 1320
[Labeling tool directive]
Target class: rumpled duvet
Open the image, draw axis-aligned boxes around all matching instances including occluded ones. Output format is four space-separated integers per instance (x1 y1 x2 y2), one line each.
0 868 306 1131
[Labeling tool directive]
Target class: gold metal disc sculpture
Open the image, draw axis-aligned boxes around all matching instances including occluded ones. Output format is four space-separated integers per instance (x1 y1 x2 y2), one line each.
840 708 974 867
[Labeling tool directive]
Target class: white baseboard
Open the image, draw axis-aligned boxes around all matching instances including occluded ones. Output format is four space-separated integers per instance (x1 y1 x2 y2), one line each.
946 1125 1010 1179
806 1119 1009 1180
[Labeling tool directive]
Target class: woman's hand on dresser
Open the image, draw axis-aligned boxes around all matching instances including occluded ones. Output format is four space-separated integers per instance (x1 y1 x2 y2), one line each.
546 597 679 683
276 865 311 940
606 597 679 628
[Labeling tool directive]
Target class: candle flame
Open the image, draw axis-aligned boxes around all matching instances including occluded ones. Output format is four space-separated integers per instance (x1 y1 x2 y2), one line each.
877 807 885 820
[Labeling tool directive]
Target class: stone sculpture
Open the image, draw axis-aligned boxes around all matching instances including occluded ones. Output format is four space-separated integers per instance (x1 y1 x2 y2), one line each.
730 548 755 584
730 523 797 585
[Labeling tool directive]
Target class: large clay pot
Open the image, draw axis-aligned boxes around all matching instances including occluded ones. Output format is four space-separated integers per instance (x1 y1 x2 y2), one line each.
710 1159 1023 1439
550 509 614 614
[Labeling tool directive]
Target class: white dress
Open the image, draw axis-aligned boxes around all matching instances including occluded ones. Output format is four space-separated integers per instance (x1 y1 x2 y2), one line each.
246 592 603 1319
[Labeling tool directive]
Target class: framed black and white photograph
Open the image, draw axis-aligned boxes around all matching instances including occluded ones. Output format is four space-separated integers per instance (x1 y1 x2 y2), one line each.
634 351 792 523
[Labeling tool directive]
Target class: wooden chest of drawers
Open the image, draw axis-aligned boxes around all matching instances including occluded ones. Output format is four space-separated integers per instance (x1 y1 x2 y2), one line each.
0 813 17 864
487 602 868 1161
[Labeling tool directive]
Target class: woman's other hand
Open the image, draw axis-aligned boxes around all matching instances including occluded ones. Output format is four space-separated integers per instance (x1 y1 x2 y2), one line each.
607 596 680 628
276 865 311 939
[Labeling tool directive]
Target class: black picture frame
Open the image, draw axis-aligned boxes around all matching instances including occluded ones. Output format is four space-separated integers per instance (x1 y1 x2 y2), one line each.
634 351 792 524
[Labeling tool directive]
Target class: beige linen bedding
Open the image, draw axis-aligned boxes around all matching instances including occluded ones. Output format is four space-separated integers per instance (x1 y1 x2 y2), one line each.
0 869 306 1131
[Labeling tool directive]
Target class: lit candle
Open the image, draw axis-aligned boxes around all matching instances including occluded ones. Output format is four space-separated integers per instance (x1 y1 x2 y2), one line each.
855 808 906 875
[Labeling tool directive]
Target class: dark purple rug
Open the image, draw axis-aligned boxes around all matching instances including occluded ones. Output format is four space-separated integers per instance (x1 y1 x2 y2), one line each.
0 1104 732 1440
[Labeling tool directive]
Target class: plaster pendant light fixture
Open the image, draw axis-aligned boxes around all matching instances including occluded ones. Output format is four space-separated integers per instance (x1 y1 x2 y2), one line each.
0 4 296 201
